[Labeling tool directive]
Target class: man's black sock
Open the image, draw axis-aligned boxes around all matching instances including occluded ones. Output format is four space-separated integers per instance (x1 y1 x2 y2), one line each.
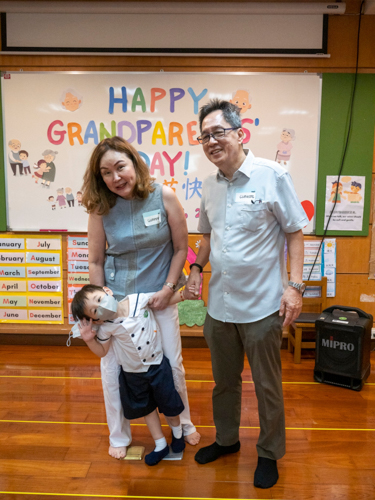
254 457 279 489
195 441 240 464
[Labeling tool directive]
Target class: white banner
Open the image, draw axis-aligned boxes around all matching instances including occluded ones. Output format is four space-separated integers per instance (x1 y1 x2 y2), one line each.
2 72 321 232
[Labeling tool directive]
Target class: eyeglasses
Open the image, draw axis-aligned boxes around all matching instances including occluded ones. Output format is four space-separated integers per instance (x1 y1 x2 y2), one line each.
197 127 240 145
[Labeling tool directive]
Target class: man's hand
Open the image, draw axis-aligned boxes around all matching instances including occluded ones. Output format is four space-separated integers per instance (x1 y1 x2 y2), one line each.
184 269 202 300
279 287 302 327
78 318 97 343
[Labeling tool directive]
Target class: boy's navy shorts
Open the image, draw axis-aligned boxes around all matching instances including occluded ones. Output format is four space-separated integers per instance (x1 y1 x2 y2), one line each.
118 355 184 420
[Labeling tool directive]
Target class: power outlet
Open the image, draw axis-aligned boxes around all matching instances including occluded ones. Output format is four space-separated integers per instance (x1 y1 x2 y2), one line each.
372 328 375 340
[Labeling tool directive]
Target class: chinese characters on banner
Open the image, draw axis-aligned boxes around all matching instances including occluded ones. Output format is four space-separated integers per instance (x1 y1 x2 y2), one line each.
0 235 63 323
67 235 89 324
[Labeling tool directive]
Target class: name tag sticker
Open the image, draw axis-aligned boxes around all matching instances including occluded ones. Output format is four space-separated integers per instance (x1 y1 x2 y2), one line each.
143 210 161 227
235 190 256 204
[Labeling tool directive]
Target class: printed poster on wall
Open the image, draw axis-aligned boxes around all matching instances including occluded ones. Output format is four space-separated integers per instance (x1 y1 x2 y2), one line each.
324 175 365 231
303 239 336 297
2 72 321 233
0 234 63 323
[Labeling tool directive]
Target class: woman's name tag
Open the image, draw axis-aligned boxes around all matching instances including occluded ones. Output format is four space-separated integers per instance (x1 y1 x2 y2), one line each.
143 209 161 227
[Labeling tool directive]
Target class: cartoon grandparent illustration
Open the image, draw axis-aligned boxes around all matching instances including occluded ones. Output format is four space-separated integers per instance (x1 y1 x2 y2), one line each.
230 90 252 114
41 149 58 187
61 88 83 112
65 187 75 207
276 128 295 165
8 139 23 176
56 188 67 208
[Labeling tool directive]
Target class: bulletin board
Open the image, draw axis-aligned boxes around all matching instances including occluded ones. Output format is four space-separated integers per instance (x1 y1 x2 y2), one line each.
1 71 321 233
315 73 375 236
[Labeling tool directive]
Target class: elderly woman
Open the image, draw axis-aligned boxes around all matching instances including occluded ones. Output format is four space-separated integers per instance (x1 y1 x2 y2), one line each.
81 136 200 459
41 149 58 187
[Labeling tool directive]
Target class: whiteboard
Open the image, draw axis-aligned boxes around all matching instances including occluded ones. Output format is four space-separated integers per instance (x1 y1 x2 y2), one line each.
2 72 321 233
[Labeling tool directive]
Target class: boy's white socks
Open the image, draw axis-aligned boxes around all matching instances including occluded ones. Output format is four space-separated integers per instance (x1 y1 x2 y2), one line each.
170 424 183 439
154 437 168 451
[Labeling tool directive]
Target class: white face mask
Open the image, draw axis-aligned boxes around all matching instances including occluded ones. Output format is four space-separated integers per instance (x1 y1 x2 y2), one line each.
66 321 99 347
96 293 118 321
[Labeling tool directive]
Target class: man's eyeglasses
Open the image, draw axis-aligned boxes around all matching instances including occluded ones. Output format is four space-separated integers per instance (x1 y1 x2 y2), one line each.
197 127 240 145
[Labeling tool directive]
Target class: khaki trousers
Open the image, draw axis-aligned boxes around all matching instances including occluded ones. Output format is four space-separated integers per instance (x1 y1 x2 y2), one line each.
204 311 286 460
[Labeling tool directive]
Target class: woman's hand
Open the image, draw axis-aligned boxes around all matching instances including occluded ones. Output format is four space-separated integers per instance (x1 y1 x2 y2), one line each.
148 287 174 311
78 318 97 343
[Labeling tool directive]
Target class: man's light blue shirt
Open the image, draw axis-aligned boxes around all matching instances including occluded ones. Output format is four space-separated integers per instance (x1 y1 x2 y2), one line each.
198 149 309 323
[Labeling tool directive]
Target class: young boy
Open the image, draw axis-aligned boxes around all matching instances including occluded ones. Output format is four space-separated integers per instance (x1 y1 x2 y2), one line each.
19 150 31 175
71 284 190 466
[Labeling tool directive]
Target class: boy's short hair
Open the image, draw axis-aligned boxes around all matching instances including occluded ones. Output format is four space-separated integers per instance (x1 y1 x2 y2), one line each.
19 150 29 157
71 284 104 321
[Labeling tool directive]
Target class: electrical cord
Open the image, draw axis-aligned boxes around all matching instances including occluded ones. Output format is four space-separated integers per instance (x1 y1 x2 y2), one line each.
305 0 365 288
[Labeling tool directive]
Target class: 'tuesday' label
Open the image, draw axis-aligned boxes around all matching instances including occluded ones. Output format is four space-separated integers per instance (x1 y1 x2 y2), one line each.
143 210 161 226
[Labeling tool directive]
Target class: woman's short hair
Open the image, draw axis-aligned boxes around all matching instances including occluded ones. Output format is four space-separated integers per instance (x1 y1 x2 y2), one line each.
82 136 155 215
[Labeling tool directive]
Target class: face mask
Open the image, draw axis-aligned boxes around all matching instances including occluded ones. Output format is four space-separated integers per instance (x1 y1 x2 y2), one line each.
96 293 118 321
66 321 98 347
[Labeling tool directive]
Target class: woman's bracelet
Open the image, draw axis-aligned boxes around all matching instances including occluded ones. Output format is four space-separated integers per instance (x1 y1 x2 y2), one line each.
190 262 203 273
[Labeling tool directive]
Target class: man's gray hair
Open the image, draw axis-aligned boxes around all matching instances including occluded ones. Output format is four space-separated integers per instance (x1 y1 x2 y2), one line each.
199 98 242 132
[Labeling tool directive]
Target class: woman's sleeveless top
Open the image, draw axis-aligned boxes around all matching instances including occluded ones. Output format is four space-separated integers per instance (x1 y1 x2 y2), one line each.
102 183 173 300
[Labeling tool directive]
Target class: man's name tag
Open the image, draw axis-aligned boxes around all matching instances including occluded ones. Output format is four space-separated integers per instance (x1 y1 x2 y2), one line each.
235 191 255 204
143 210 161 227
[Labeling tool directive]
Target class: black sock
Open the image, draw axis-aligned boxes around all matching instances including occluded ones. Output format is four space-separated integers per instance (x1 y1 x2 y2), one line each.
254 457 279 489
195 441 240 464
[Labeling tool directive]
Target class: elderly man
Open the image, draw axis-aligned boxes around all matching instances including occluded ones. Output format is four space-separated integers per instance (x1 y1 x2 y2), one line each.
8 139 23 176
186 99 308 489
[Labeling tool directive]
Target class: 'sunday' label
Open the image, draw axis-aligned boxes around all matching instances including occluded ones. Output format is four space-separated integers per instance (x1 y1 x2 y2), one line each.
68 236 88 248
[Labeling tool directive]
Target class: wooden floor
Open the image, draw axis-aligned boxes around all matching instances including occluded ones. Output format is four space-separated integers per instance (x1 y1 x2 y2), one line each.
0 345 375 500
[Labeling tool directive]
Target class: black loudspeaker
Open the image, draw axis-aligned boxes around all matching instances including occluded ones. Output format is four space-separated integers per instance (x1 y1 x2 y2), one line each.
314 306 372 391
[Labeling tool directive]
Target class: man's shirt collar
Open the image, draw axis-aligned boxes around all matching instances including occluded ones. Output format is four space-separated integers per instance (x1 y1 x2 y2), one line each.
217 149 254 181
